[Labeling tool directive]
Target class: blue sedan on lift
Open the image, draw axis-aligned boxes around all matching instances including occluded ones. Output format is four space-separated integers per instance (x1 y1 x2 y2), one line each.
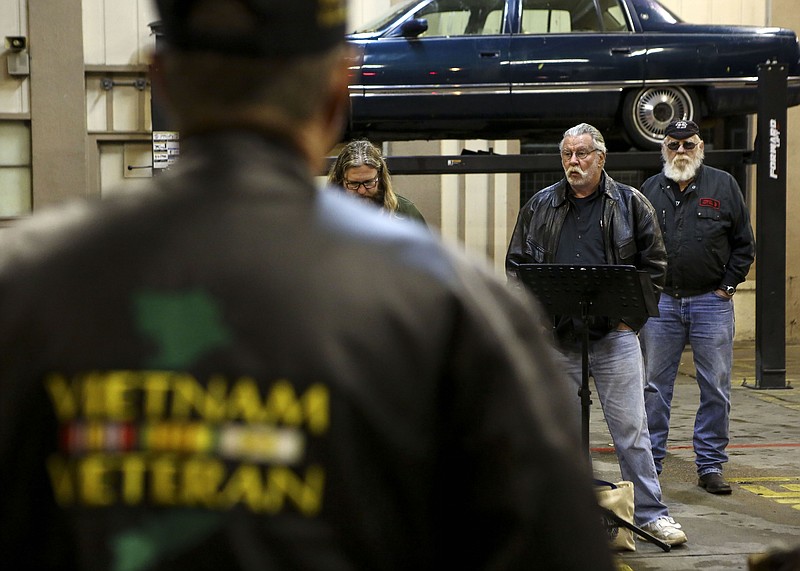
345 0 800 149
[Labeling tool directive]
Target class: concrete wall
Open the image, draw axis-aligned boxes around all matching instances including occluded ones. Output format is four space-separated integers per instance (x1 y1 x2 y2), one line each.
28 1 88 208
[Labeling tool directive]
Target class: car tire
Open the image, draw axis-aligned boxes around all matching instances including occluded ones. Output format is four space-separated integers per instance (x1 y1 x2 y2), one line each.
622 86 698 150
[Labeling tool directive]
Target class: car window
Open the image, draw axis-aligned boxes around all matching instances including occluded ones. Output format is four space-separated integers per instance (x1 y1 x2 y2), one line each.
522 7 572 33
520 0 628 33
598 0 629 31
414 0 507 37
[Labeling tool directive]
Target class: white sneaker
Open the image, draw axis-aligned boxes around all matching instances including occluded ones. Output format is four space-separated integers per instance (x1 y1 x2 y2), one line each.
641 516 687 546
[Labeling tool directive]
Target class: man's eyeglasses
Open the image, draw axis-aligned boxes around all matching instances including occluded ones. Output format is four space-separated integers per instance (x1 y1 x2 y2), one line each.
666 140 697 151
561 148 598 161
344 177 379 191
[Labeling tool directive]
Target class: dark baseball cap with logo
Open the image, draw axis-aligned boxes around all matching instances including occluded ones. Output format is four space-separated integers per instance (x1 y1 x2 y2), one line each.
155 0 347 57
664 119 700 140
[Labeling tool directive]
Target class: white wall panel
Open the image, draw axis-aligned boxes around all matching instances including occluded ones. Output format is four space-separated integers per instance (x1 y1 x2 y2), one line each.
86 82 108 132
0 69 29 115
660 0 766 25
463 140 491 260
348 0 390 32
83 0 106 64
0 0 22 30
99 142 151 196
740 2 766 26
679 2 711 24
709 0 731 24
0 121 29 165
105 0 140 64
491 140 519 276
438 140 462 247
83 0 157 65
0 0 25 41
112 86 142 131
0 167 31 215
0 116 31 215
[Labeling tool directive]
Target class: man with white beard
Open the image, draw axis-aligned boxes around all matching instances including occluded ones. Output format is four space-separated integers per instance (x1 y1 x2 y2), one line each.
640 119 755 496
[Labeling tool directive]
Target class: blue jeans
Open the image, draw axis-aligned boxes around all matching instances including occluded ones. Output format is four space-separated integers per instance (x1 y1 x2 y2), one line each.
640 291 734 477
552 330 669 526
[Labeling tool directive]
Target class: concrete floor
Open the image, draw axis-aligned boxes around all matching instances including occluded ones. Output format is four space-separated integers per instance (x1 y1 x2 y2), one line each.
589 344 800 571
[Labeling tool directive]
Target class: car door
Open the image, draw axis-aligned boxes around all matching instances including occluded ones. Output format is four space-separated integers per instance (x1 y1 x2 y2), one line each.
355 0 512 130
508 0 646 129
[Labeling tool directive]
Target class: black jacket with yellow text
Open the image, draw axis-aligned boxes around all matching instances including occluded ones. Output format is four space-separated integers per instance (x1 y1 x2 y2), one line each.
0 131 614 571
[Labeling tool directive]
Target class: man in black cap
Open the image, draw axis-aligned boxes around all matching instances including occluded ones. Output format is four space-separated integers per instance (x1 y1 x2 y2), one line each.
0 1 616 569
640 119 755 495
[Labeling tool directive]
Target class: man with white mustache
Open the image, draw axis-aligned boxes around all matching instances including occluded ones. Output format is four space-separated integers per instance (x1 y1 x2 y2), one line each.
506 123 688 546
639 119 755 496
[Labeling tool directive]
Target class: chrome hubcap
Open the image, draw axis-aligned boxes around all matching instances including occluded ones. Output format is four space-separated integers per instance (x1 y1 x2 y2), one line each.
635 87 694 144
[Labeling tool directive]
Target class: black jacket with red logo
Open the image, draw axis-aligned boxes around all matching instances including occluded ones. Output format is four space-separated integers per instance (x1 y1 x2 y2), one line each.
0 131 614 571
641 164 755 297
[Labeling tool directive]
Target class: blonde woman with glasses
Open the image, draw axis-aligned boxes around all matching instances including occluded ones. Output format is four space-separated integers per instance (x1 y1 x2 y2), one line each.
328 139 426 225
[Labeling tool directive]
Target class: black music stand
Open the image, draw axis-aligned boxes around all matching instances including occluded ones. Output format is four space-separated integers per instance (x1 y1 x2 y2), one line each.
515 263 670 552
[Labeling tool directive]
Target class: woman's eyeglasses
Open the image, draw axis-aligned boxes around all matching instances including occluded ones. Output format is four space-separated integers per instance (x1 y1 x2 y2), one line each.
666 141 697 151
343 177 379 191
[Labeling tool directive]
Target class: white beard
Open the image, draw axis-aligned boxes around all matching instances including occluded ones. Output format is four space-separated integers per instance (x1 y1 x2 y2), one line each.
662 146 705 183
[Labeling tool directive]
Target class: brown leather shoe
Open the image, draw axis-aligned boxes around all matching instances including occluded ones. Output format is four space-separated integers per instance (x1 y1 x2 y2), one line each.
698 473 732 494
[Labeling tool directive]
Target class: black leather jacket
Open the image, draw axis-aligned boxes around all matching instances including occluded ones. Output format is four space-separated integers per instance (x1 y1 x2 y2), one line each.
506 173 667 331
0 131 614 571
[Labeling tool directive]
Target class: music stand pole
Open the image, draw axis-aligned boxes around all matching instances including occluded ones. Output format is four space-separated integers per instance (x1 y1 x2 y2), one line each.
578 302 591 454
514 264 669 552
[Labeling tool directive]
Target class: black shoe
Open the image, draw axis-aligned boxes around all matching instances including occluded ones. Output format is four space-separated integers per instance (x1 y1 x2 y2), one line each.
698 473 732 494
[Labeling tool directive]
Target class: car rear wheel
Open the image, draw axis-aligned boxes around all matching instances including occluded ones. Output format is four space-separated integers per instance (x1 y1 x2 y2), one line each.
622 86 698 149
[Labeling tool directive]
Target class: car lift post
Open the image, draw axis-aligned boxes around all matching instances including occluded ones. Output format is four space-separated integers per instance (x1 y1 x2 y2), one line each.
750 62 790 390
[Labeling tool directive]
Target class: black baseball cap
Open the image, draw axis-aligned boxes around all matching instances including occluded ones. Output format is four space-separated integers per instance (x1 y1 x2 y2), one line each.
664 119 700 140
155 0 347 57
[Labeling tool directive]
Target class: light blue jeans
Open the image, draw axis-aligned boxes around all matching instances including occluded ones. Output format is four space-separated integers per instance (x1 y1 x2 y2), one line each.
552 329 669 526
640 291 734 477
